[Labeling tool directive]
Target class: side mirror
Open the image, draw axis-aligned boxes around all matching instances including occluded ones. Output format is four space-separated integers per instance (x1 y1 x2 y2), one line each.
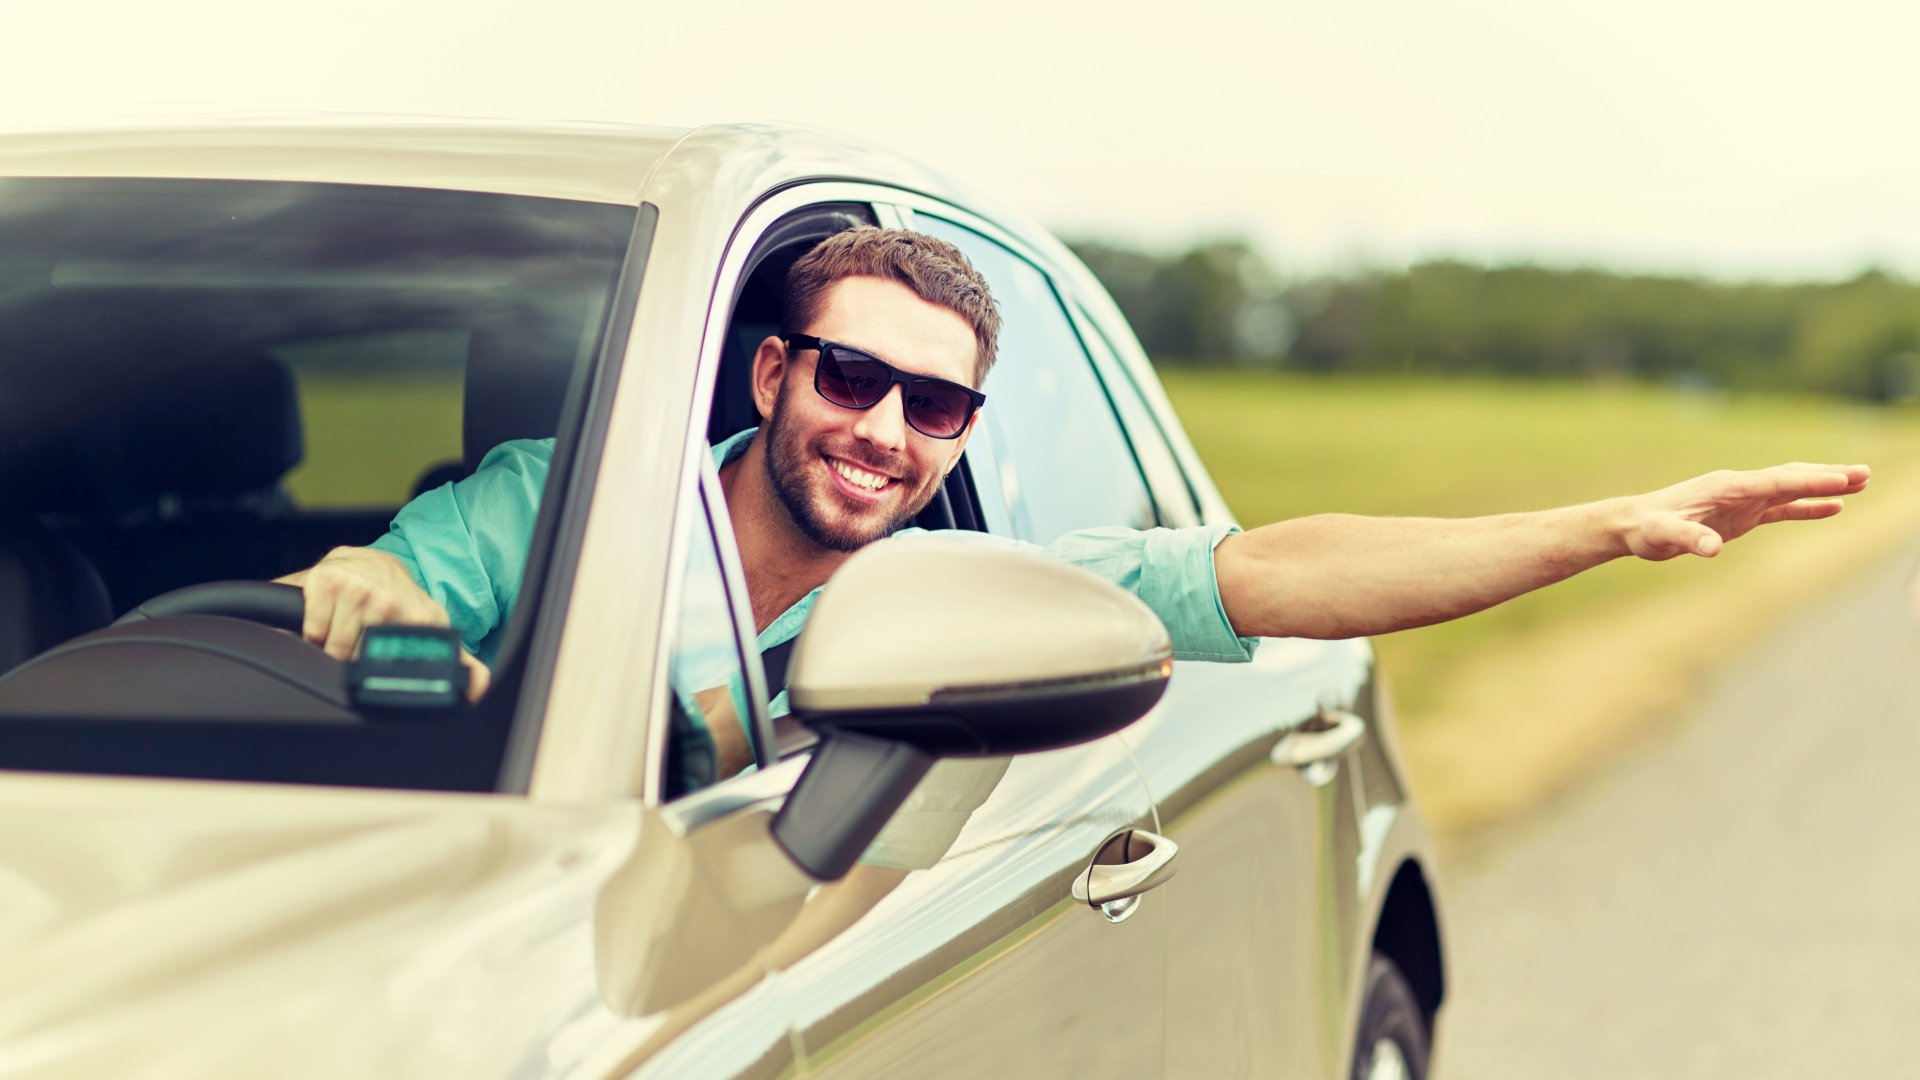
770 537 1174 880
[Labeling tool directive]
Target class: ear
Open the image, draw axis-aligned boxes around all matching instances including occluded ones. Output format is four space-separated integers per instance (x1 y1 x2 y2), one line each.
750 335 789 422
945 409 982 473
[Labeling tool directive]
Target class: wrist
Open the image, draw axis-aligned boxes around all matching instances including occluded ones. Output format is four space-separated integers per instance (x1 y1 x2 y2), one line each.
321 546 396 570
1591 495 1641 560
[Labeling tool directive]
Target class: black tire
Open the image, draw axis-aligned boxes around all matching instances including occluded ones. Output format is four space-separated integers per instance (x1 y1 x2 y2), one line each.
1350 953 1429 1080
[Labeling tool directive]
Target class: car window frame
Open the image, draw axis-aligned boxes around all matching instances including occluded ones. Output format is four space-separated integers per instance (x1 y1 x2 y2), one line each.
896 202 1164 538
494 202 658 792
1063 299 1204 529
636 183 908 813
0 178 652 791
656 458 778 798
1053 278 1242 528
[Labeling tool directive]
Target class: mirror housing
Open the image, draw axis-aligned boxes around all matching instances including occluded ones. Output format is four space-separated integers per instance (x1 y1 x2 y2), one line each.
771 537 1174 880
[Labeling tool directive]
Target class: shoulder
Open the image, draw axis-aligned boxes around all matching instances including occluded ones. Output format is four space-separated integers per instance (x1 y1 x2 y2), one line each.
472 437 557 475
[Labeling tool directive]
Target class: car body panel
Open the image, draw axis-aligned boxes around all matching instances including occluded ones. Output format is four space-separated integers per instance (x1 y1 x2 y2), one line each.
0 772 677 1078
787 740 1166 1077
1125 637 1376 1077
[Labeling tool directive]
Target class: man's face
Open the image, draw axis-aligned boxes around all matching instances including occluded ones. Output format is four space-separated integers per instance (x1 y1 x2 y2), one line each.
756 276 980 553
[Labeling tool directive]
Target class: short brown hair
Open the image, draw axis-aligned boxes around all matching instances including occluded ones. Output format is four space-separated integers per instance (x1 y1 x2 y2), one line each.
783 226 1001 384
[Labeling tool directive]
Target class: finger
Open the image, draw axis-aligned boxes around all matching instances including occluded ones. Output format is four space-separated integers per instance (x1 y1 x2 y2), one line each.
461 652 491 703
1636 516 1722 560
1759 499 1844 525
301 576 336 647
323 602 368 661
1738 467 1854 503
403 597 452 628
1780 462 1871 494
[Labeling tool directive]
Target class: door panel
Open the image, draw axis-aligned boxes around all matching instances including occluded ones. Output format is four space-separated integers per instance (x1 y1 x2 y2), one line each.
1126 638 1373 1078
784 738 1167 1077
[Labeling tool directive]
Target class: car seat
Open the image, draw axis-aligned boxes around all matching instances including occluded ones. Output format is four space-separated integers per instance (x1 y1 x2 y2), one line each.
407 310 586 501
0 523 113 674
0 356 309 673
0 355 302 670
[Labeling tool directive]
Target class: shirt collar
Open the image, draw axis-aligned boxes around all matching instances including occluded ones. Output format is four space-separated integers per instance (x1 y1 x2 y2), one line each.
712 426 759 468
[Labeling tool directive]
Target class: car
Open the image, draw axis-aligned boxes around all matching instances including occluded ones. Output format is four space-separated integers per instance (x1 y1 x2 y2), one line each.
0 116 1447 1078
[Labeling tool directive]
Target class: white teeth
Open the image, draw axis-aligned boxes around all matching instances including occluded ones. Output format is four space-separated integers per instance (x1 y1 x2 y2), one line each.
830 458 889 491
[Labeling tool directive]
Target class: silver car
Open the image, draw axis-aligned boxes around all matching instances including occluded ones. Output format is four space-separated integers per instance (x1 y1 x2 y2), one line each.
0 118 1447 1078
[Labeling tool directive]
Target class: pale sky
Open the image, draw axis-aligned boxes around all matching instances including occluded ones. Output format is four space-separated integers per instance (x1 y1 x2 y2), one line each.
7 0 1915 280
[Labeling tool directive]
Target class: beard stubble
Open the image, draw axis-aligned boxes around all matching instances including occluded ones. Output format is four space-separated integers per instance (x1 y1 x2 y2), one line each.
763 388 931 553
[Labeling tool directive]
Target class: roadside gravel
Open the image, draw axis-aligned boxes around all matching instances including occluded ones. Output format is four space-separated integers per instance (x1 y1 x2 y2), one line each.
1436 536 1920 1077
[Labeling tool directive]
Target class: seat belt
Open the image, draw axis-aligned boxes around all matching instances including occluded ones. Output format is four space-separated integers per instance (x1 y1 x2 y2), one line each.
761 636 798 695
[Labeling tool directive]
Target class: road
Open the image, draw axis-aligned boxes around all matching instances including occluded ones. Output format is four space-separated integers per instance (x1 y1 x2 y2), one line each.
1435 539 1920 1077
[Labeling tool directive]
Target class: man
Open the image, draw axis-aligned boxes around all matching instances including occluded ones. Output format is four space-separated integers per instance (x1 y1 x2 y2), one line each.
284 227 1870 747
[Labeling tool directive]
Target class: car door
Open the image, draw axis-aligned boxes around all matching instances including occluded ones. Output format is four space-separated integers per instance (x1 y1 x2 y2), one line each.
913 199 1374 1076
1061 290 1379 1077
586 466 810 1080
572 187 1170 1078
777 205 1169 1078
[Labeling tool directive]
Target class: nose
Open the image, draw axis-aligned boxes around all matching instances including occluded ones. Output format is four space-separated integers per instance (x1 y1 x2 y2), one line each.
847 384 910 452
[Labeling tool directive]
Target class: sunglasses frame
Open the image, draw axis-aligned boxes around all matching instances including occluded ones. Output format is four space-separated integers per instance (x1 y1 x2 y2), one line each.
783 334 986 440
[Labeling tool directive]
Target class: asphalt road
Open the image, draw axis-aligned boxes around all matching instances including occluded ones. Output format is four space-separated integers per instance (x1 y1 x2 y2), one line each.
1435 539 1920 1078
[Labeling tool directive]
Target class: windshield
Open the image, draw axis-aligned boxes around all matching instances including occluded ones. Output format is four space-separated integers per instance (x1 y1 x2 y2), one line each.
0 178 636 790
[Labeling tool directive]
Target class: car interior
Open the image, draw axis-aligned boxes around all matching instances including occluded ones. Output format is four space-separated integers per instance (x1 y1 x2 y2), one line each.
0 177 634 787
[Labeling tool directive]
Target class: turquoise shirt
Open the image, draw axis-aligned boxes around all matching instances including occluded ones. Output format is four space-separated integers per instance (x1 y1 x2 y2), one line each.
371 429 1259 675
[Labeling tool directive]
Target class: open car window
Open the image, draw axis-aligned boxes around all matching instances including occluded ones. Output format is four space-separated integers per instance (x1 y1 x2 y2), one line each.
661 473 773 799
909 214 1158 541
0 178 636 790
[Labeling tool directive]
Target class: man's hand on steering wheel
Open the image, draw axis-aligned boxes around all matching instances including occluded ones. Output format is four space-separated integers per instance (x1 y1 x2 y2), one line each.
277 547 491 701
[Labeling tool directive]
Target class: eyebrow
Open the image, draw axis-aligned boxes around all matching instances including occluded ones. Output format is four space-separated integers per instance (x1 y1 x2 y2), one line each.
813 336 975 386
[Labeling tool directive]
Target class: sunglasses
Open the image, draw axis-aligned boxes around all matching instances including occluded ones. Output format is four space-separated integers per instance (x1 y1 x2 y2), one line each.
784 334 986 440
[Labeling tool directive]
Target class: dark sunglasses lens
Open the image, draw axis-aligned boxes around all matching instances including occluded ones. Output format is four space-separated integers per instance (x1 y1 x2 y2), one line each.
903 385 972 437
816 349 890 407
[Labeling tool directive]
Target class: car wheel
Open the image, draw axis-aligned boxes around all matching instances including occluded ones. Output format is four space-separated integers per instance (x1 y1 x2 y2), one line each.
1350 953 1429 1080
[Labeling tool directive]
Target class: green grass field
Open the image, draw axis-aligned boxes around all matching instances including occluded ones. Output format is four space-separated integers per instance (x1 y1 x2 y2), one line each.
1156 370 1920 723
281 374 463 507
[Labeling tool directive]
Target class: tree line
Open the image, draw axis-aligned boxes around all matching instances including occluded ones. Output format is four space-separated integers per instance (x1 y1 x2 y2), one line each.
1066 238 1920 401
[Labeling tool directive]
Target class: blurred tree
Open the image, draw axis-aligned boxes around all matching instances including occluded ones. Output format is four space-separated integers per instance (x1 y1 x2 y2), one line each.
1063 235 1920 400
1065 237 1289 365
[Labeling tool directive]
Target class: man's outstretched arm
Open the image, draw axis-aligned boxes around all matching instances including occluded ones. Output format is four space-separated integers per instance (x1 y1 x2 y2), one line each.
1213 462 1871 641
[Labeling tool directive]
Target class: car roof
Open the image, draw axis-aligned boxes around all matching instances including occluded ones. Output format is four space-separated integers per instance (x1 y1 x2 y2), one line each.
0 114 690 204
0 114 1000 213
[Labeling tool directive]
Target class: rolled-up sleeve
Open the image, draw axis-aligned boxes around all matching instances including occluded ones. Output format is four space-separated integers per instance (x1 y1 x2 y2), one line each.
367 438 552 662
1036 523 1259 663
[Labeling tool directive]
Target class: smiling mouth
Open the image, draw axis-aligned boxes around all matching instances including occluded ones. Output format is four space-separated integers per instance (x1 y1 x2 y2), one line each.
825 455 896 496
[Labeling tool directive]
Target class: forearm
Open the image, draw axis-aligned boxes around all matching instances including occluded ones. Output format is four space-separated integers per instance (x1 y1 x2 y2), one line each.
1215 500 1633 639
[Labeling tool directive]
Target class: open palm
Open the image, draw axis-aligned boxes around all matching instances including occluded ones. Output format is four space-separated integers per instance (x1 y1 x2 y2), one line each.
1624 462 1871 561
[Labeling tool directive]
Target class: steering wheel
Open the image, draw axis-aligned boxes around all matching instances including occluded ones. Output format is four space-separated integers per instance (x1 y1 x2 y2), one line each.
110 580 307 631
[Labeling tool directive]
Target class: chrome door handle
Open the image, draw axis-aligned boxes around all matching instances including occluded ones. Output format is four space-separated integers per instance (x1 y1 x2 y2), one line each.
1271 707 1367 786
1072 829 1179 923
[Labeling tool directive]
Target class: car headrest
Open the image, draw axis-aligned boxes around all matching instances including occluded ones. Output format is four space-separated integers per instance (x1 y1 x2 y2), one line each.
123 357 305 498
463 318 577 474
0 356 304 515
